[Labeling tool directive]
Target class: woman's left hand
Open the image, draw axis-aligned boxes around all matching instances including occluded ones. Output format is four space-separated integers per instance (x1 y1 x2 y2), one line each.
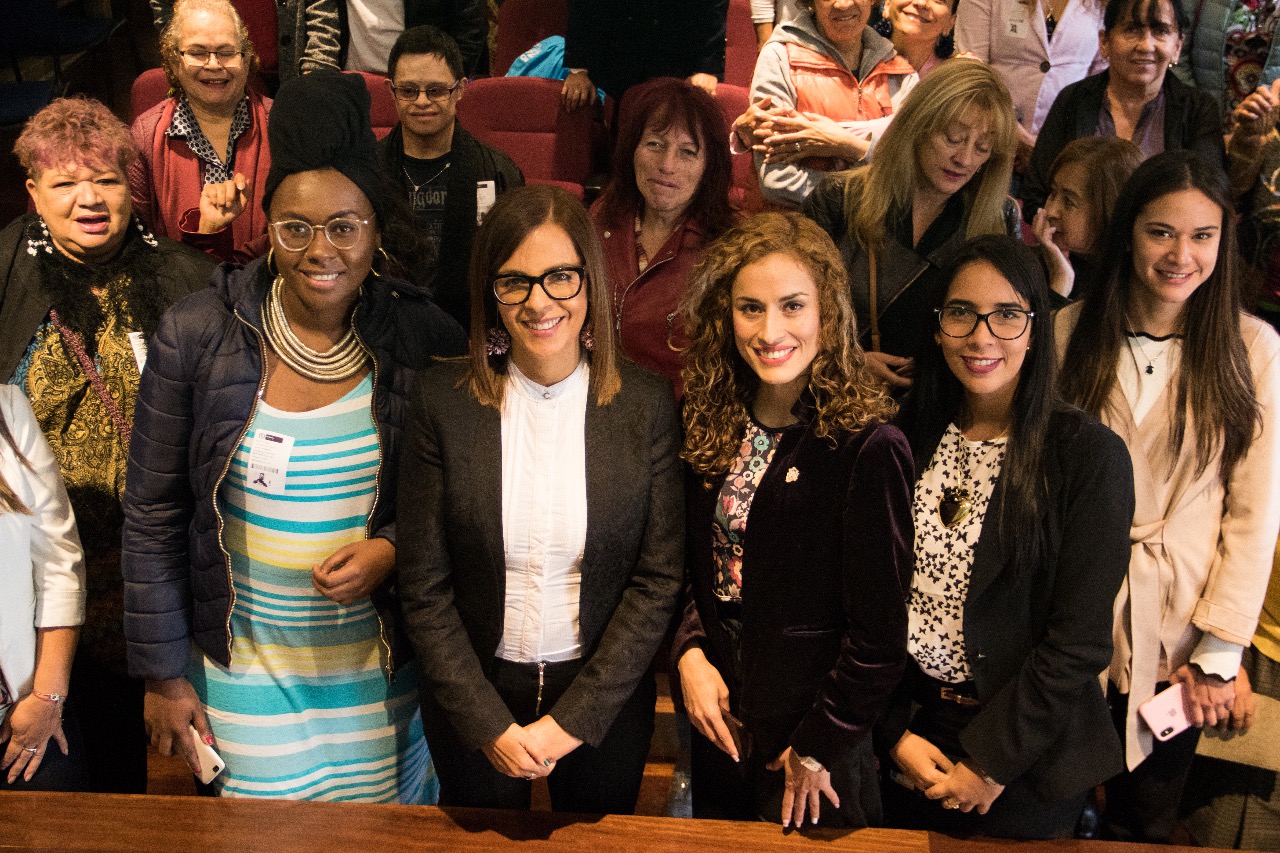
763 112 871 165
766 747 841 828
522 715 583 769
923 760 1005 814
312 538 395 606
1 694 67 783
1170 663 1237 728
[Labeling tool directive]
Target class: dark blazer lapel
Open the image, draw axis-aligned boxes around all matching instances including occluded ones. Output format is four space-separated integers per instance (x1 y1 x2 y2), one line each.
462 394 508 604
966 471 1014 603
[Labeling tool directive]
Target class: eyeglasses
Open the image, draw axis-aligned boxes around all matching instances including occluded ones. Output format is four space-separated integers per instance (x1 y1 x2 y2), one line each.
935 305 1034 339
270 218 371 252
493 266 586 305
388 80 463 103
179 48 244 66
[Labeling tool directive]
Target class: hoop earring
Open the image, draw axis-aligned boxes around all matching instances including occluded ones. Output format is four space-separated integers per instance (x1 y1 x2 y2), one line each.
371 246 391 278
486 326 511 356
266 247 278 276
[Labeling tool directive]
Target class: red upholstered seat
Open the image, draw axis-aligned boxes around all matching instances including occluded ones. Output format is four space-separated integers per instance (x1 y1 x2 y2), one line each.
130 68 173 123
352 71 399 140
492 0 569 76
456 76 592 194
724 0 758 89
712 83 763 214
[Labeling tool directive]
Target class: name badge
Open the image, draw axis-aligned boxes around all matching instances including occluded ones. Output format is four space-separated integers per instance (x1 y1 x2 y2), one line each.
476 180 496 225
1006 4 1030 38
246 429 294 495
128 331 148 372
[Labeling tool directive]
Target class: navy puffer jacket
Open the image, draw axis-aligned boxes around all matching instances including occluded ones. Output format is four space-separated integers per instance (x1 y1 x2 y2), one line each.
122 257 466 681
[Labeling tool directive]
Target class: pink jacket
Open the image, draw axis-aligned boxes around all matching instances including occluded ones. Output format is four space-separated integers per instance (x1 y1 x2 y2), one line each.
129 92 272 264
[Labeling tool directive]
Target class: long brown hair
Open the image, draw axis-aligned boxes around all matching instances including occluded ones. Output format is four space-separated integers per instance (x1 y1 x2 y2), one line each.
465 184 620 408
681 212 895 479
1061 151 1260 481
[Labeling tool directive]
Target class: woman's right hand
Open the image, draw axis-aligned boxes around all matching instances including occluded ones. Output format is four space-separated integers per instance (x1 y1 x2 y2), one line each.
1031 208 1075 298
864 351 914 390
482 723 553 780
144 677 212 775
1233 80 1280 144
197 173 249 234
677 647 738 761
890 730 955 791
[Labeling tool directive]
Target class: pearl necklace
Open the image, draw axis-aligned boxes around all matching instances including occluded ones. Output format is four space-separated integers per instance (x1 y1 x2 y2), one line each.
263 275 368 382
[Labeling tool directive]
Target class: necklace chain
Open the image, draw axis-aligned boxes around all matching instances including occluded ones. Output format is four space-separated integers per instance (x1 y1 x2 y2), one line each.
1125 312 1168 375
402 160 450 193
264 275 368 382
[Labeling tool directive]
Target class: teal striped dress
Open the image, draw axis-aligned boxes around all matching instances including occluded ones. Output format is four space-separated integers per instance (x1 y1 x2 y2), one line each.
189 375 437 803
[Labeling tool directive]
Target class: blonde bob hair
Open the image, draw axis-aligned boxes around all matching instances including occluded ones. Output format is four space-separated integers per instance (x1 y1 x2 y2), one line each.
465 184 620 409
845 58 1017 248
160 0 260 92
680 212 895 479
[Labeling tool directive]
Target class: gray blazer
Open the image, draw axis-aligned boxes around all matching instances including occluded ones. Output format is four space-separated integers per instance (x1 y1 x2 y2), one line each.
396 358 684 751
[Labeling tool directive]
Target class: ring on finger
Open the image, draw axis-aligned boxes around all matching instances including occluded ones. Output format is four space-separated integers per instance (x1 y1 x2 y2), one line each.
23 746 38 754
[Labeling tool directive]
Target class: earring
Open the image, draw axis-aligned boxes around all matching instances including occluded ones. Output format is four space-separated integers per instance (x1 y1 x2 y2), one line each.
935 29 955 57
266 247 278 276
371 246 391 278
486 326 511 356
579 328 594 351
873 16 894 38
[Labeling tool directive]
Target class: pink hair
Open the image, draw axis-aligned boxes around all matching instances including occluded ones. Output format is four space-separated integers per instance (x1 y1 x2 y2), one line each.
13 97 137 178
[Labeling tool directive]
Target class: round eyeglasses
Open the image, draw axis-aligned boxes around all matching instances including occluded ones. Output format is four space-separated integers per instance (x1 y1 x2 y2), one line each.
493 266 586 305
270 218 370 252
388 80 463 103
935 305 1034 340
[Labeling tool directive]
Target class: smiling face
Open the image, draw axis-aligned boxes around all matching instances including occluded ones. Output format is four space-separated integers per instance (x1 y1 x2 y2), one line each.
172 7 249 114
936 260 1032 418
813 0 873 53
268 168 379 322
1043 161 1096 255
496 221 588 385
887 0 955 50
390 52 461 148
27 162 132 264
916 106 994 204
1101 0 1183 92
1128 187 1222 314
731 252 822 402
633 120 707 222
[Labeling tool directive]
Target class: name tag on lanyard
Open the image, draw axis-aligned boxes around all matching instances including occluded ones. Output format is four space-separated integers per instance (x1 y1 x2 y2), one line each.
246 429 294 494
1006 4 1031 38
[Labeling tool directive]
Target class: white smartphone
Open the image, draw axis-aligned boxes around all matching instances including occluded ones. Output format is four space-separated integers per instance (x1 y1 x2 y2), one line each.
1138 682 1193 742
188 725 225 784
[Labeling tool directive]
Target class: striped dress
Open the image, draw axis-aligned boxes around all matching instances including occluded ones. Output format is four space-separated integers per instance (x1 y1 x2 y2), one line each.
189 375 437 803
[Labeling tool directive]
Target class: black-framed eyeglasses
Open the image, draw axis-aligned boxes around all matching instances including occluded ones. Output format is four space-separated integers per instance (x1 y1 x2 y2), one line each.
388 80 463 103
493 266 586 305
935 305 1034 339
179 48 244 66
270 218 371 252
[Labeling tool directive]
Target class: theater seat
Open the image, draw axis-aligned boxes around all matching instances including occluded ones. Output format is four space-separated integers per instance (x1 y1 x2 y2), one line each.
352 71 399 140
713 84 764 215
492 0 569 76
130 68 173 122
456 76 592 194
724 0 759 89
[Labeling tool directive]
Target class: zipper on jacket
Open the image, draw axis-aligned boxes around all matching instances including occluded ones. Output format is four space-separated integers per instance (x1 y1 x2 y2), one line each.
212 310 270 663
614 247 677 335
351 322 394 685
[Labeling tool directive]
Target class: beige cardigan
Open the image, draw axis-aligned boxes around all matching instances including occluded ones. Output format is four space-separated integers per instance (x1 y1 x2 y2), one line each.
1056 304 1280 768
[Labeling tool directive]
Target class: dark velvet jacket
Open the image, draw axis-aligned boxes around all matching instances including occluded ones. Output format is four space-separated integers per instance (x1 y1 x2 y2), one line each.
121 257 466 681
1020 70 1224 221
882 407 1135 802
672 405 916 770
396 358 684 751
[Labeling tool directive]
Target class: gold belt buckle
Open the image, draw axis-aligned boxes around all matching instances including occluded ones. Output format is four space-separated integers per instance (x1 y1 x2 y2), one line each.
940 686 980 706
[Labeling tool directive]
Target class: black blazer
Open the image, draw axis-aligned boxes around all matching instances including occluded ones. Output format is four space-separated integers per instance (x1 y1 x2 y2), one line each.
673 407 916 769
883 407 1136 802
396 359 684 751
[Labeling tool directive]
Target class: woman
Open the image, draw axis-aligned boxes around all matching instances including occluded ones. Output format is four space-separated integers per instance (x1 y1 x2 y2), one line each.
0 388 86 791
804 58 1019 391
1057 150 1280 842
1173 0 1280 128
122 71 466 801
1 97 213 793
397 184 683 815
1021 0 1224 220
885 235 1134 838
1032 136 1142 298
744 0 917 206
873 0 960 78
592 78 735 396
131 0 271 263
955 0 1106 173
674 212 913 827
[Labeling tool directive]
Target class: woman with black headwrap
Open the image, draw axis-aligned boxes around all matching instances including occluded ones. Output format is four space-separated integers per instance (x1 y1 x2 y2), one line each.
121 70 466 801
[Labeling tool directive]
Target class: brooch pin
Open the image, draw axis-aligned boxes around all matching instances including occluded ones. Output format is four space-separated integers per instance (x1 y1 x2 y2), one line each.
785 467 799 483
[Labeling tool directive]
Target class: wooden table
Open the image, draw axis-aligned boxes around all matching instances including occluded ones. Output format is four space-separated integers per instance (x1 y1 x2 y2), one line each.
0 792 1222 852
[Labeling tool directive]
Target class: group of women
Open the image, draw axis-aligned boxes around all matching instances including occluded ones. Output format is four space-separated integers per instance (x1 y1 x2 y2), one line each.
1 0 1279 849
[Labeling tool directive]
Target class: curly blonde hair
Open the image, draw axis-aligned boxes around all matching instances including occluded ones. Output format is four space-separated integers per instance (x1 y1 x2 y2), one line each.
681 212 895 479
160 0 260 92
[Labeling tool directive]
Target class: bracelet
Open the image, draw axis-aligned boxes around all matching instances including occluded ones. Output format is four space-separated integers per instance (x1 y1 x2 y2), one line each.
32 690 67 704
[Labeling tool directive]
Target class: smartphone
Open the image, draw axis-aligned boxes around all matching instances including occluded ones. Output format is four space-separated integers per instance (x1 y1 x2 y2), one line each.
1138 683 1192 742
188 725 225 784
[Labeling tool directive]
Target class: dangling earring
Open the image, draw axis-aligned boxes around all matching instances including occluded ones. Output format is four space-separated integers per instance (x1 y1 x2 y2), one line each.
579 328 594 351
486 326 511 356
266 247 278 276
371 246 391 278
935 29 955 58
